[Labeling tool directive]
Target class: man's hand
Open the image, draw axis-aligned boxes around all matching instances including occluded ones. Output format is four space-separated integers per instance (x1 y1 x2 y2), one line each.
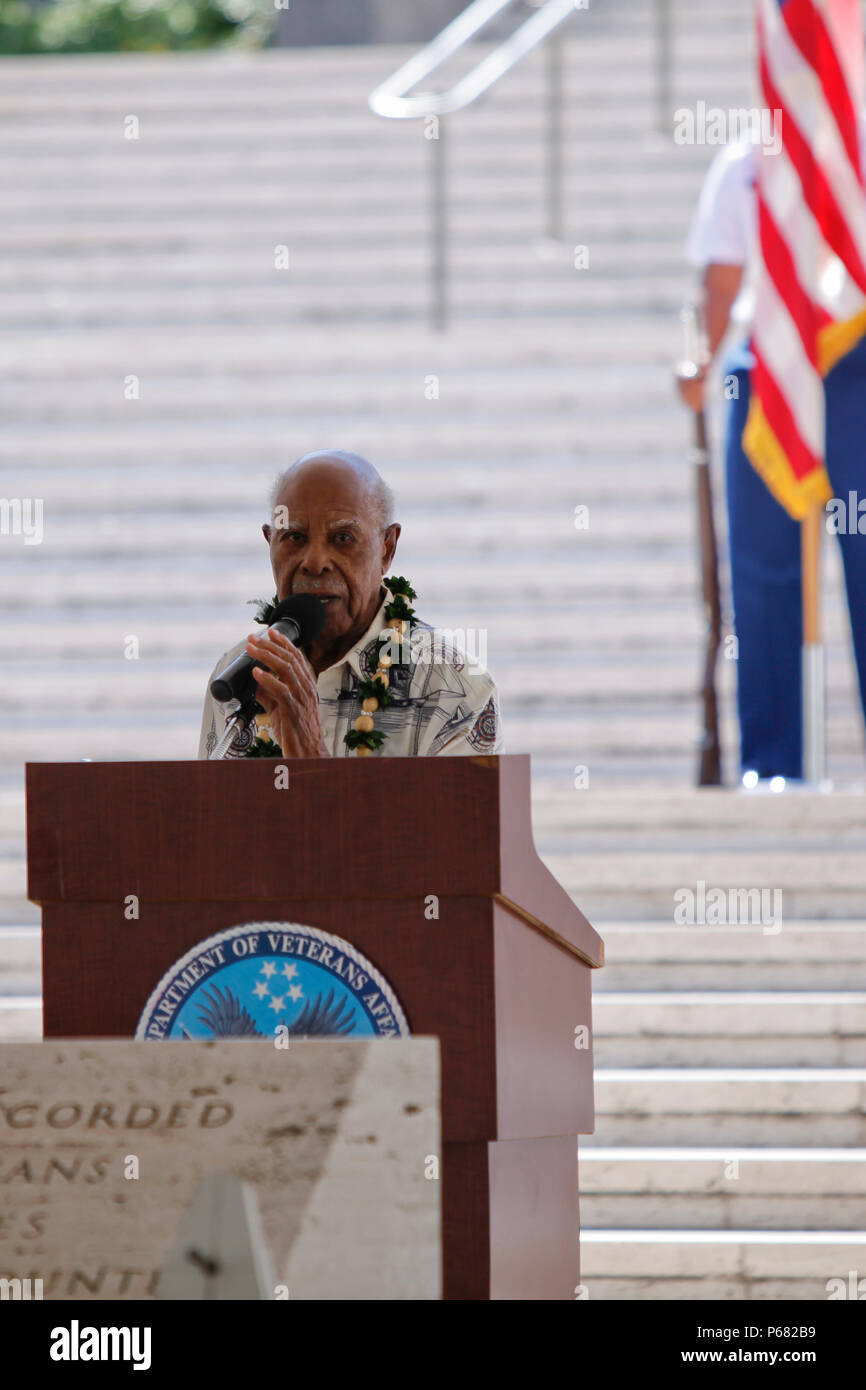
246 629 329 758
676 365 706 413
675 263 743 414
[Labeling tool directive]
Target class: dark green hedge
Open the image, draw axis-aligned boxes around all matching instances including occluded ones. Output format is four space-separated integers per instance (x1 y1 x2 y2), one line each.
0 0 274 53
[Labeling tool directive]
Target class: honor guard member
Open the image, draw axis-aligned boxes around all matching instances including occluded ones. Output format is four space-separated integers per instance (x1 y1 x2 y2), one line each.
679 137 866 781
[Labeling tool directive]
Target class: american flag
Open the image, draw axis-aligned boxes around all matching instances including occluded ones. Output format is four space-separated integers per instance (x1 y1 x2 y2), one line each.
743 0 866 518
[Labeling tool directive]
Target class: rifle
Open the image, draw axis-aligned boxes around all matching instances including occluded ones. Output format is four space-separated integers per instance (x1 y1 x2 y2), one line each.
676 301 723 786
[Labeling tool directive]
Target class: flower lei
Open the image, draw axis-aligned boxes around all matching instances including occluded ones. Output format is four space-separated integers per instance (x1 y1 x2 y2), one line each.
241 577 417 759
345 576 416 757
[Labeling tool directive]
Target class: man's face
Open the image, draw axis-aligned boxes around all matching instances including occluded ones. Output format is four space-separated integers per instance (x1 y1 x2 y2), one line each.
263 461 398 648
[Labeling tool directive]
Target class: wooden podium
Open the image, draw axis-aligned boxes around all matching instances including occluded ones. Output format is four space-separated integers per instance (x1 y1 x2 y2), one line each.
26 754 603 1301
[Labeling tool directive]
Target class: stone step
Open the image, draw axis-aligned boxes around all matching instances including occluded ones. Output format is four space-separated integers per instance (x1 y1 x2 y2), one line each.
0 319 695 368
2 717 863 788
0 158 709 194
0 567 731 608
0 185 710 235
0 927 41 992
3 595 857 651
0 202 705 254
0 284 692 330
0 672 815 730
0 658 749 713
580 1148 866 1230
0 997 41 1042
579 1229 866 1300
0 429 714 476
0 63 751 108
593 993 866 1067
0 900 39 928
548 842 866 920
0 191 699 232
0 353 673 388
0 121 736 167
0 367 687 416
0 60 751 108
2 552 853 615
0 129 703 167
532 789 866 835
0 195 706 237
588 1070 866 1147
0 555 736 605
0 559 851 639
594 924 866 990
0 497 726 546
0 158 721 195
0 456 742 508
0 606 719 656
1 642 854 702
0 707 781 760
0 192 708 236
0 416 717 458
0 544 850 615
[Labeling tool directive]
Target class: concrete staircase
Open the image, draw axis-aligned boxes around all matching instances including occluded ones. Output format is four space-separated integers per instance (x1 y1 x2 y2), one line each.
1 0 865 1299
582 916 866 1297
569 790 866 1298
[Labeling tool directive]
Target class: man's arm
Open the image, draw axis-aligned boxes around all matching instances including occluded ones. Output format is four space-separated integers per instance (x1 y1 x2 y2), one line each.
677 262 744 412
678 141 753 411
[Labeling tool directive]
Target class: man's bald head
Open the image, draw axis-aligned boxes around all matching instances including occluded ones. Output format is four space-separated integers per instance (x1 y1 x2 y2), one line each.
269 451 396 531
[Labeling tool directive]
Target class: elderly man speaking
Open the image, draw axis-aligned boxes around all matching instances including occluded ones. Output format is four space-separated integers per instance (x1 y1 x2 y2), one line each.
198 450 502 759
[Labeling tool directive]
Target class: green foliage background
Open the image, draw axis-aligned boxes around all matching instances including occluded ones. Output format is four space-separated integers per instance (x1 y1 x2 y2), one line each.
0 0 276 53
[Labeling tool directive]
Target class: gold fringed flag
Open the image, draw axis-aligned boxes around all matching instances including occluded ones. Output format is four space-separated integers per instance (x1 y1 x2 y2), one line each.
744 0 866 519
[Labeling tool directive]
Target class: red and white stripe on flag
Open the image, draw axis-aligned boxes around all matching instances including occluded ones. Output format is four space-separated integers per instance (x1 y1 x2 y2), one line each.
744 0 866 518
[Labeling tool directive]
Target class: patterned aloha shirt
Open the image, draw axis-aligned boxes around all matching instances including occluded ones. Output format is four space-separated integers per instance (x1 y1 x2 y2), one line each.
198 591 503 759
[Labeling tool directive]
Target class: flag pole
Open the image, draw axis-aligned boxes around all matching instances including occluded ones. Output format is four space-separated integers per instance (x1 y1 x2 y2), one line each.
801 502 826 782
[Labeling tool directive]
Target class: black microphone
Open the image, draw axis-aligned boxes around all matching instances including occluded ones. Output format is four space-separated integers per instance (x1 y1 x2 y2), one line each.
209 594 327 704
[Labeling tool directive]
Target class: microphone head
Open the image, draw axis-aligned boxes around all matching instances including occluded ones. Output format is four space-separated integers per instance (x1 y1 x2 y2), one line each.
209 594 328 706
270 593 327 647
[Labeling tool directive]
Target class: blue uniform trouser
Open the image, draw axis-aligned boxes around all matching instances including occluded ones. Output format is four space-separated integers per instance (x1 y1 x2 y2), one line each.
725 337 866 779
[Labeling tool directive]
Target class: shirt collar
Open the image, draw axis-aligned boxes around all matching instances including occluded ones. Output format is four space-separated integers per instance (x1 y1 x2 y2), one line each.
317 589 389 683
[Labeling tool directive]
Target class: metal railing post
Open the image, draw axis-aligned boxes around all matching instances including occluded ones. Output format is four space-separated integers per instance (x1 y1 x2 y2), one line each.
370 0 582 328
546 31 564 240
655 0 672 136
431 117 448 331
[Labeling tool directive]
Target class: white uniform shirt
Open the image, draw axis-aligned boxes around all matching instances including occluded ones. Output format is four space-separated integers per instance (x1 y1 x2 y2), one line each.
685 138 757 331
198 591 504 760
686 115 866 328
686 139 757 270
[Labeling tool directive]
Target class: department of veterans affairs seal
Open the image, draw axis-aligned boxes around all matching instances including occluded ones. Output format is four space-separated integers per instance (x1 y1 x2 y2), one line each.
136 923 410 1041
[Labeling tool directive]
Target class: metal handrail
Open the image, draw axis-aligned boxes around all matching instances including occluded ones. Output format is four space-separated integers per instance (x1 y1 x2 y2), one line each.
369 0 579 119
369 0 676 329
369 0 581 328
